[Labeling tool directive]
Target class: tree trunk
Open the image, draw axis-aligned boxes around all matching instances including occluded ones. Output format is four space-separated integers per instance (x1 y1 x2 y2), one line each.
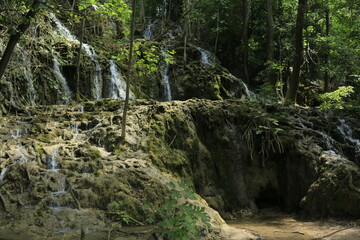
285 0 307 102
121 0 136 139
76 15 86 101
324 8 331 92
183 0 190 64
0 0 42 80
266 0 276 87
139 0 146 24
242 0 251 83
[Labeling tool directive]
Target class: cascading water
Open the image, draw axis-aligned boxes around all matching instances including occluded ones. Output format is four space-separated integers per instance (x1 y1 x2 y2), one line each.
190 44 213 66
82 44 102 99
109 60 127 99
47 147 60 171
228 73 256 98
143 23 154 40
16 48 37 106
160 48 172 101
51 13 102 99
10 129 22 139
338 119 360 148
53 57 72 104
46 147 69 210
0 168 8 181
70 122 80 140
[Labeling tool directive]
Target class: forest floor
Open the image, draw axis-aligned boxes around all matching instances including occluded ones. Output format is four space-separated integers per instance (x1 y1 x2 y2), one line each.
227 209 360 240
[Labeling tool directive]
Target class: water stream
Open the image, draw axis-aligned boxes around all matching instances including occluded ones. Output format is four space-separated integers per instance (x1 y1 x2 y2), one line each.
143 22 154 40
16 48 37 106
0 168 8 181
46 147 70 211
228 73 256 98
53 57 72 104
190 44 213 66
82 44 102 99
109 60 127 99
160 48 172 101
51 13 102 99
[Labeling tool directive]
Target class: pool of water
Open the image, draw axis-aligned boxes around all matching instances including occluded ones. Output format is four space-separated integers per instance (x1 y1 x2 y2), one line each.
227 213 360 240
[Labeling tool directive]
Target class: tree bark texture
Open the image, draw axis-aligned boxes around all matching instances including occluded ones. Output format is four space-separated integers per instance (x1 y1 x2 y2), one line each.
285 0 307 102
121 0 136 139
242 0 251 83
324 8 331 92
266 0 276 87
0 0 43 80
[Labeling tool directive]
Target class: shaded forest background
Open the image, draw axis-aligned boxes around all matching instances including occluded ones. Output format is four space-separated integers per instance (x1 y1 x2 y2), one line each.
0 0 360 108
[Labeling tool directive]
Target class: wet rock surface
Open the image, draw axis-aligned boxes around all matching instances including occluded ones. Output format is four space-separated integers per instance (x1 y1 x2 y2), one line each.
0 99 359 239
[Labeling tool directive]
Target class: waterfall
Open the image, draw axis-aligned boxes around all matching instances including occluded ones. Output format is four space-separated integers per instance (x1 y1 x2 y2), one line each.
190 44 213 66
50 13 78 43
24 61 37 106
53 57 72 104
71 123 79 140
51 13 102 99
0 168 8 181
16 48 37 106
10 129 22 139
82 44 102 99
337 119 360 152
143 23 154 40
109 60 126 99
47 147 60 172
160 48 172 101
228 73 256 98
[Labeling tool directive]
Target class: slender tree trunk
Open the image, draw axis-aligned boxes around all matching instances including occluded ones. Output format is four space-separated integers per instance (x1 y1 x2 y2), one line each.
242 0 251 83
121 0 136 139
76 15 86 101
183 0 190 64
0 0 42 80
214 8 220 62
324 8 331 92
139 0 146 24
285 0 307 102
266 0 276 87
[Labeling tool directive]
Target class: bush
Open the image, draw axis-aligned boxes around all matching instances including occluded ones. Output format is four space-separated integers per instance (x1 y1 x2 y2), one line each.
144 181 211 240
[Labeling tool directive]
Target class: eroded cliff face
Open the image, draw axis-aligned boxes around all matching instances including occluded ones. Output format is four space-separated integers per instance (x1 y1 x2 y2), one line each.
0 99 359 238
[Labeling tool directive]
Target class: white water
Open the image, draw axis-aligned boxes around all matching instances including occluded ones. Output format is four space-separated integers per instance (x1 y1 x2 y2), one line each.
228 73 256 98
161 48 172 101
51 13 102 99
47 147 60 172
82 44 102 99
338 119 360 151
190 44 213 66
71 123 79 140
11 129 21 139
53 57 72 104
16 48 37 106
143 23 154 40
109 60 127 99
0 168 8 181
24 61 37 106
46 147 67 197
316 131 336 150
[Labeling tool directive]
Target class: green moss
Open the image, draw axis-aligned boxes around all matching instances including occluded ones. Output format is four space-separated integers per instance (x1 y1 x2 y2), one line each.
88 149 101 159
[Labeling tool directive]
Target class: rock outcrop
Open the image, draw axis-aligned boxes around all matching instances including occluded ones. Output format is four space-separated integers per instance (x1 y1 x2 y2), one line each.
0 99 359 239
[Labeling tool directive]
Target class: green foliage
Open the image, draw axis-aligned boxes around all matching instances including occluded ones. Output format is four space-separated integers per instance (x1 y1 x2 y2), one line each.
115 40 175 77
107 201 132 225
78 0 131 35
144 180 211 240
319 86 355 110
243 104 284 166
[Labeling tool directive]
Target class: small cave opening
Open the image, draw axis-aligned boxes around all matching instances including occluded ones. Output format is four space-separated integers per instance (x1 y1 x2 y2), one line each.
255 185 280 209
